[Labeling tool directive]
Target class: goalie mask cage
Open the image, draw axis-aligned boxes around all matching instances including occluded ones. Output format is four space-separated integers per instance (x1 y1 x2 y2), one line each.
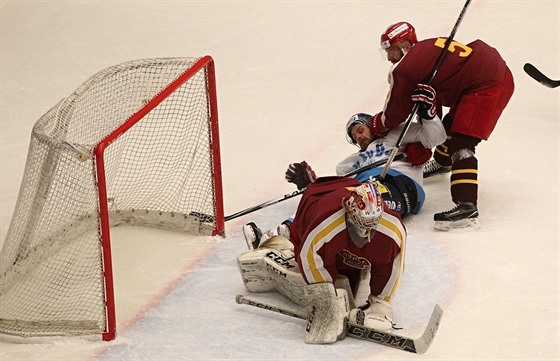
0 56 224 341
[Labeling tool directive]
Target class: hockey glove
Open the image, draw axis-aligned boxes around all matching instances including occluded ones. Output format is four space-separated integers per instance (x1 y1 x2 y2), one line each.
285 161 317 190
411 83 437 120
368 112 387 137
404 142 432 166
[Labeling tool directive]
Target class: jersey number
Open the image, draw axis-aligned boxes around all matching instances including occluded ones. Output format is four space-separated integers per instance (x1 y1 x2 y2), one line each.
434 38 472 57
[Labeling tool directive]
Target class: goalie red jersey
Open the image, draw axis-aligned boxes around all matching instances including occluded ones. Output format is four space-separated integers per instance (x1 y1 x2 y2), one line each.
290 176 406 299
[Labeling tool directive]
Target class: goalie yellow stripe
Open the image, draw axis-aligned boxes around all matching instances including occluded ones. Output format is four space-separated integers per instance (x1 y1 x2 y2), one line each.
451 179 478 185
303 211 346 283
451 169 478 175
378 217 405 245
377 213 406 301
385 240 406 302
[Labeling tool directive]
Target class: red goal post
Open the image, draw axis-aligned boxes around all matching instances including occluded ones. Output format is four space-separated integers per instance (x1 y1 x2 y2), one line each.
0 56 224 341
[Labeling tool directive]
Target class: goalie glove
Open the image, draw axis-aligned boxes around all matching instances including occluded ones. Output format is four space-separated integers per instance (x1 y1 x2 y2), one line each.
411 83 437 120
348 294 394 332
285 161 317 190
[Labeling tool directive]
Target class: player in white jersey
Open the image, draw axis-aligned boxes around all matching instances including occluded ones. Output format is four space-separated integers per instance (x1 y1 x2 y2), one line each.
334 110 446 215
244 87 446 248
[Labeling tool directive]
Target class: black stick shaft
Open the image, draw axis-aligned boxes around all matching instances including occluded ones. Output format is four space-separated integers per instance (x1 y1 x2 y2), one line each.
379 0 472 178
224 154 403 222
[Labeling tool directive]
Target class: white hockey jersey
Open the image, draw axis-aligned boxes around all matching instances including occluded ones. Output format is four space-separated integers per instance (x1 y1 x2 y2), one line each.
335 116 447 186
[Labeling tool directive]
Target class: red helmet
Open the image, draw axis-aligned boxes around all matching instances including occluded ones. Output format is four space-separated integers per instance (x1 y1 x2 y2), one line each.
342 183 384 236
380 22 417 50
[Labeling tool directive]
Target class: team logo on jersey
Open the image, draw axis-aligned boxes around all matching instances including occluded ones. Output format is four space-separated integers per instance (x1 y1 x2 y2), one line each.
339 249 371 269
352 144 391 170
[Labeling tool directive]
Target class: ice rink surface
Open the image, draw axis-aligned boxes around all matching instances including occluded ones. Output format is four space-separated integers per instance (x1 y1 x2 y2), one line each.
0 1 558 360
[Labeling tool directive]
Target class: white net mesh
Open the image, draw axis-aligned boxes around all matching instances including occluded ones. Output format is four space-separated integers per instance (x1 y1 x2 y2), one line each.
0 57 222 340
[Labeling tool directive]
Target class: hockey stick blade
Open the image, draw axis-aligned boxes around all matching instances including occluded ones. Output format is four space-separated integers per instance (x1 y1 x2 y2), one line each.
346 304 443 354
235 294 443 354
523 63 560 88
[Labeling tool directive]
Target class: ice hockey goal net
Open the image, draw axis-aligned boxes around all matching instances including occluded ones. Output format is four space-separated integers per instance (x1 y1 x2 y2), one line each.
0 56 224 341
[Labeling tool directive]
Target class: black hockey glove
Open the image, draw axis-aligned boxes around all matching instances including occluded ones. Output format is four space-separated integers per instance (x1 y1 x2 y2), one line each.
411 83 437 120
285 161 317 190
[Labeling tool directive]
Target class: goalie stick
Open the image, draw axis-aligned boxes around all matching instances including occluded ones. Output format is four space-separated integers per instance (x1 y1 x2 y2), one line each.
235 294 443 354
523 63 560 88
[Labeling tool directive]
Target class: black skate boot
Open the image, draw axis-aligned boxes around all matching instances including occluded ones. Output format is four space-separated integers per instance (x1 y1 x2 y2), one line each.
423 159 452 179
434 202 480 231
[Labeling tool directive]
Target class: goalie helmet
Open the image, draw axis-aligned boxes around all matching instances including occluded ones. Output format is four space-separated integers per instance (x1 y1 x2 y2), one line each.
342 183 384 236
380 22 417 50
345 113 372 145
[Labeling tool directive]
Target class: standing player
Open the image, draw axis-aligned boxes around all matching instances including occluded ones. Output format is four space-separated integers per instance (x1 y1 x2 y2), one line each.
374 21 515 230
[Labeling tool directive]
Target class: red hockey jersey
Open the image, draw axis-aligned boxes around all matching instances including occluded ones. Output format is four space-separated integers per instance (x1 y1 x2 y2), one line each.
383 38 508 128
290 176 406 298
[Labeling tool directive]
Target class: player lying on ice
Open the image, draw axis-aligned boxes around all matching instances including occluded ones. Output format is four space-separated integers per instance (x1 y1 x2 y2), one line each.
236 85 445 344
244 82 446 249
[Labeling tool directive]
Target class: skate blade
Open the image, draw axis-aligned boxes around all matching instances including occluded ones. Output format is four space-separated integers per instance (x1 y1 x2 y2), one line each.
434 218 480 231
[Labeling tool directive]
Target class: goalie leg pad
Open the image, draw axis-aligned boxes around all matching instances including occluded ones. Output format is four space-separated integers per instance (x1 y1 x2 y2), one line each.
334 275 356 309
304 282 349 344
263 250 306 305
237 235 296 293
237 248 276 293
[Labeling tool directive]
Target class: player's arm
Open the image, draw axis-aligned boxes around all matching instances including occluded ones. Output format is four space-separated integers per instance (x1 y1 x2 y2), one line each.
401 115 446 149
296 210 346 285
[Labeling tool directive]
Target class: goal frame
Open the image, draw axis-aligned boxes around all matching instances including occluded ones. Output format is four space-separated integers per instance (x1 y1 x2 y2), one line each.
95 55 224 340
0 56 224 342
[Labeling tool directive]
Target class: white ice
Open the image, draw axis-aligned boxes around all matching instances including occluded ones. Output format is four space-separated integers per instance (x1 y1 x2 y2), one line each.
1 1 558 360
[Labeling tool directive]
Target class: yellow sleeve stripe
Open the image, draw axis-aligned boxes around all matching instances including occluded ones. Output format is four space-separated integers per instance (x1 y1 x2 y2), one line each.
377 213 406 248
376 212 406 301
384 239 406 301
300 209 347 284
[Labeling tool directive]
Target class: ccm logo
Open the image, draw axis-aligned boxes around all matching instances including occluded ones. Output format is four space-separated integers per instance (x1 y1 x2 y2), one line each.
265 251 295 269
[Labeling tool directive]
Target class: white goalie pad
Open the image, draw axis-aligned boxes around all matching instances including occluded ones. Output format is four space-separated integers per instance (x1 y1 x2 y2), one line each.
263 249 306 305
237 248 276 293
334 275 356 310
237 235 358 309
237 235 301 294
304 282 349 344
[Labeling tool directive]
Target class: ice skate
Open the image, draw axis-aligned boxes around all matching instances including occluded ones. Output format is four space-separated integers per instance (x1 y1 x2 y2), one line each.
434 202 480 231
276 220 292 240
242 222 272 249
423 159 452 179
